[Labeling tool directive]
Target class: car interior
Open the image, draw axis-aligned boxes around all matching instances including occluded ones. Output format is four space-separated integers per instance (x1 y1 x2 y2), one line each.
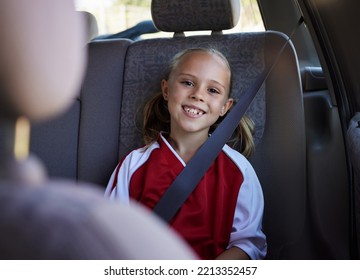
1 0 358 260
0 0 195 260
31 0 306 259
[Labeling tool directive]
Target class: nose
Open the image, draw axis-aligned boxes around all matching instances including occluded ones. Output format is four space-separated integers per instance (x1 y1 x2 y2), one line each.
190 87 205 102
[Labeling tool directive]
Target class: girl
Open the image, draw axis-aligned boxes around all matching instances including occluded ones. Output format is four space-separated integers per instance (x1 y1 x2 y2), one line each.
105 48 267 260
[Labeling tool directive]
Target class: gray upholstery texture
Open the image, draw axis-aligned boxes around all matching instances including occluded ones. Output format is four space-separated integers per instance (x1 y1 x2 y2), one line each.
31 102 80 179
151 0 240 32
77 40 132 186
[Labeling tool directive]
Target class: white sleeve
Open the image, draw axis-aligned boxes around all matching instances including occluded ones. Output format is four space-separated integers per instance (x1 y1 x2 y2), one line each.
104 162 131 205
228 159 267 259
104 143 159 206
104 164 117 197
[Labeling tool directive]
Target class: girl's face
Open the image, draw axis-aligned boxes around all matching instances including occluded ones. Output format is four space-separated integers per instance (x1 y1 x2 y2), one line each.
161 51 233 137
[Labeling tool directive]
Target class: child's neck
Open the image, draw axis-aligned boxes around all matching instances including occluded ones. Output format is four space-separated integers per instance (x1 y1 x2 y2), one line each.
168 131 208 164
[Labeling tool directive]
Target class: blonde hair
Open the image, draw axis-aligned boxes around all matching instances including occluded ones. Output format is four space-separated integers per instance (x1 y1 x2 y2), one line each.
143 48 255 158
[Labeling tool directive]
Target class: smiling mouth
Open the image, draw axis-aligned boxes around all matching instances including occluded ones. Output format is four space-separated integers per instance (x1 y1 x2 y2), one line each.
182 105 205 116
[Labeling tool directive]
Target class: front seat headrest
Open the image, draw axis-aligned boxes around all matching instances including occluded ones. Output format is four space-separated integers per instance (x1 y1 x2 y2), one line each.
78 11 99 41
0 0 86 121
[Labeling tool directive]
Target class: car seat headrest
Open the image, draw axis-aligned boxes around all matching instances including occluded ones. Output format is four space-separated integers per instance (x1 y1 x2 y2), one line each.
0 0 86 121
151 0 240 34
78 11 99 41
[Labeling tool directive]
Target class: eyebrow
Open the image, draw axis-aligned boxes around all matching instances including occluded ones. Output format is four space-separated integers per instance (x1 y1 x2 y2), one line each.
178 73 227 91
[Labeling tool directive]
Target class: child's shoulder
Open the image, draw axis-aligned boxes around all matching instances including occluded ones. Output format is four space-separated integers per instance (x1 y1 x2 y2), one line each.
122 141 160 164
222 144 253 171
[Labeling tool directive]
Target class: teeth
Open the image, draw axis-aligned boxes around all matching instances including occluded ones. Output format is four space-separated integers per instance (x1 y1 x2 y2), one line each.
184 106 204 115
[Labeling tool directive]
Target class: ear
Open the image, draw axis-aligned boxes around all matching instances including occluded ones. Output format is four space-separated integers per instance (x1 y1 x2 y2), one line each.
220 98 234 116
161 79 169 100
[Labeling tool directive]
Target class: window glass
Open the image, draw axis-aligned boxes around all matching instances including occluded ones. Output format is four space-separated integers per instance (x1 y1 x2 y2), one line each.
75 0 264 38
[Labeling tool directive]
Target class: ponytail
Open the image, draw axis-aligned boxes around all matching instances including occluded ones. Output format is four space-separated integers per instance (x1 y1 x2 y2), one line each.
232 115 255 158
143 92 170 145
210 108 255 159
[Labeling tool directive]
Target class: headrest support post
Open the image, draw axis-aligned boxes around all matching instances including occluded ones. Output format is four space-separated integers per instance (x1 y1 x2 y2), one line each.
0 118 47 185
211 30 224 35
14 116 30 161
174 32 185 38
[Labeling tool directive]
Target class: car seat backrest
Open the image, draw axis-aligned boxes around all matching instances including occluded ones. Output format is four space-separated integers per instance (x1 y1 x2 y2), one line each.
0 0 195 260
119 36 266 154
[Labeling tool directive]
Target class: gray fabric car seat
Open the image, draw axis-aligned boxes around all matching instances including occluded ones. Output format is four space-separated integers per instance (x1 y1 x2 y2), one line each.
31 39 132 185
30 0 306 259
0 0 195 260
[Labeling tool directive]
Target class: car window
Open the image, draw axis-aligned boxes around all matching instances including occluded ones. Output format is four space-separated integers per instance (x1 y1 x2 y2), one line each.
75 0 264 39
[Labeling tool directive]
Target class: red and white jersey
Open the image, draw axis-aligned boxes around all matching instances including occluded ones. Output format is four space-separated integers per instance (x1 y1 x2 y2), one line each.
105 133 267 259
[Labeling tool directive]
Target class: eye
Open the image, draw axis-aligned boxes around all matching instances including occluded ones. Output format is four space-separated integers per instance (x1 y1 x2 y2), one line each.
208 88 220 95
181 80 194 87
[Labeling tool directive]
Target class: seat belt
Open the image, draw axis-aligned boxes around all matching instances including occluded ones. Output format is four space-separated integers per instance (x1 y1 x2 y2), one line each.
153 17 304 223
